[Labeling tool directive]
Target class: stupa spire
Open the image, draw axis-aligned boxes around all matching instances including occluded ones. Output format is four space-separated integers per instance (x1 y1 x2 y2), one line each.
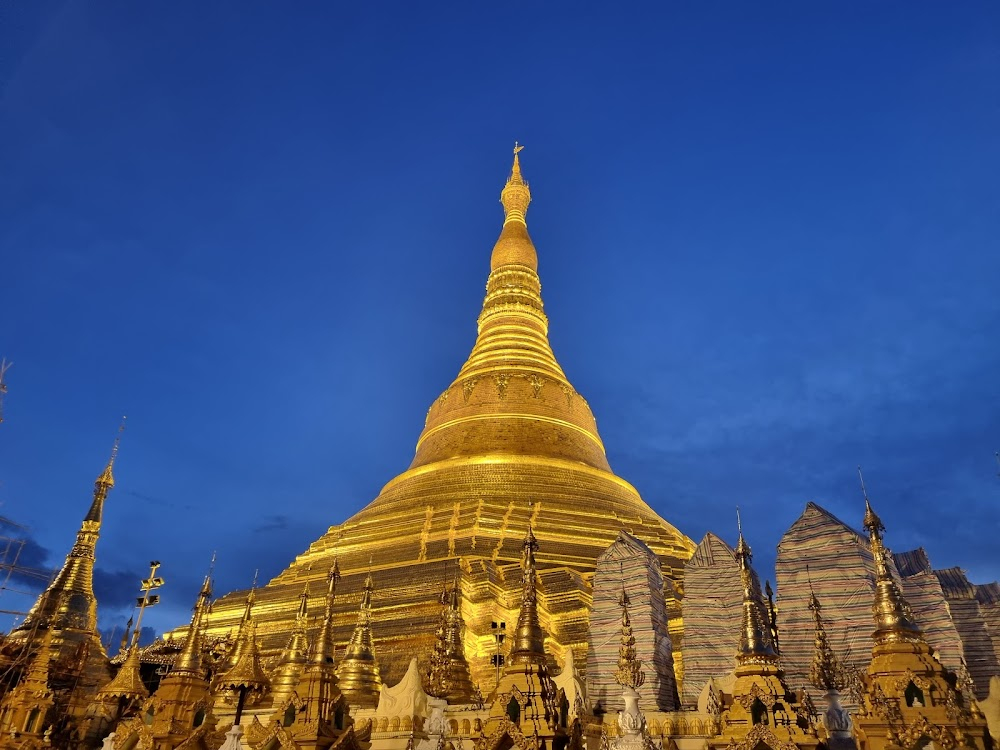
270 582 312 707
425 567 475 703
733 511 778 665
858 467 922 645
500 142 531 227
172 562 213 676
16 419 125 637
311 560 341 669
295 562 345 725
508 517 548 666
411 146 613 473
337 569 382 707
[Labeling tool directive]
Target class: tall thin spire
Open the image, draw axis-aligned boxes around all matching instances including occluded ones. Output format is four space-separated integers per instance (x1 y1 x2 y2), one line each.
858 467 922 645
508 518 547 666
172 560 213 676
270 582 312 707
295 562 344 724
733 511 778 665
16 420 125 638
311 560 341 668
87 417 125 523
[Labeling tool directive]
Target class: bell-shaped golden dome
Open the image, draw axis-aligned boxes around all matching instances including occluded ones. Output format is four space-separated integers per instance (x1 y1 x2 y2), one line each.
411 146 609 472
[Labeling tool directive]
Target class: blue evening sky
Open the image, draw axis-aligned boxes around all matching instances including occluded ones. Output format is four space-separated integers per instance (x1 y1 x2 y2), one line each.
1 2 998 637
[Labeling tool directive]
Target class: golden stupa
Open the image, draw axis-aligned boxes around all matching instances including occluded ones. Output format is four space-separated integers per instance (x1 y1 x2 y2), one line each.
196 147 694 693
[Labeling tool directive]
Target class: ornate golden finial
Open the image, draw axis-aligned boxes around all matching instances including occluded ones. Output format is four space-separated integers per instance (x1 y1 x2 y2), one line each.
508 515 547 666
95 417 126 492
857 469 922 645
500 142 531 226
614 581 645 690
733 513 778 665
858 466 884 536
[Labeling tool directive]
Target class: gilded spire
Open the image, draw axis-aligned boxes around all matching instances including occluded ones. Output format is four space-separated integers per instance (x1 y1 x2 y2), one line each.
410 146 613 474
337 569 382 707
733 511 778 665
15 420 125 639
223 581 258 671
425 568 475 703
858 468 922 645
311 561 341 669
613 585 645 690
88 417 125 522
172 565 213 676
500 142 531 228
270 582 313 706
807 584 845 691
508 518 548 666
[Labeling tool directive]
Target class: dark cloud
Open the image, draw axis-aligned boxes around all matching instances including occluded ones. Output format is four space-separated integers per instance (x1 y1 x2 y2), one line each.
252 514 289 533
93 567 145 610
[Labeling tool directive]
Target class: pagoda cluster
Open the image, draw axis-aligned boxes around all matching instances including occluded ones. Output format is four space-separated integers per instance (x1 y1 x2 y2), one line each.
0 444 994 750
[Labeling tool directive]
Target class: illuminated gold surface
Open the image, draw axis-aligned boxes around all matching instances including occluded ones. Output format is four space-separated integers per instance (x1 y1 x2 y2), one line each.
181 148 693 697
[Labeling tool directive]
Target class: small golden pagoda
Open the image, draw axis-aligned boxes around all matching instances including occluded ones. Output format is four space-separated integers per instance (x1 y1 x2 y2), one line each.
851 481 990 750
193 146 694 692
338 572 383 708
477 522 566 750
707 519 819 750
270 583 314 709
425 573 475 704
